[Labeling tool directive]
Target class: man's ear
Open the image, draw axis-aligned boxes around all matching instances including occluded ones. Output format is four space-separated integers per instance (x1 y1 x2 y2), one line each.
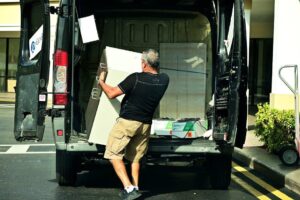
142 62 146 70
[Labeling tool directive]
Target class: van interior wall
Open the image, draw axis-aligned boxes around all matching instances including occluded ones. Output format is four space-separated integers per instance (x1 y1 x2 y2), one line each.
73 12 212 134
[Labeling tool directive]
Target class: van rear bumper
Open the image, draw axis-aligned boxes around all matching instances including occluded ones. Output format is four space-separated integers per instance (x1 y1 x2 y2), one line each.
56 139 233 155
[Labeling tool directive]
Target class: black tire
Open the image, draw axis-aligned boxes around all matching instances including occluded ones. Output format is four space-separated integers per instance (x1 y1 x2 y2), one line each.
56 150 78 186
279 146 299 166
208 154 232 189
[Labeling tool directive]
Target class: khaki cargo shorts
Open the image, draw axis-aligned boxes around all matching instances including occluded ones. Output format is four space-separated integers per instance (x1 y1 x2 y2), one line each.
104 118 151 163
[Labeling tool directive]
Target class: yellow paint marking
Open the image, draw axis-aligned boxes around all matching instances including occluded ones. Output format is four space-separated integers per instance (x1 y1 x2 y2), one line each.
231 174 271 200
232 161 293 200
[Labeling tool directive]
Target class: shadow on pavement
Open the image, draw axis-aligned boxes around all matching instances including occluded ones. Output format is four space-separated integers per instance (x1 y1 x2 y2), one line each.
74 163 211 196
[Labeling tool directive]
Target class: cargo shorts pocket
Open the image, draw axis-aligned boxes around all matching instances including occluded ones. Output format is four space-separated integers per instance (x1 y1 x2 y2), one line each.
107 132 130 155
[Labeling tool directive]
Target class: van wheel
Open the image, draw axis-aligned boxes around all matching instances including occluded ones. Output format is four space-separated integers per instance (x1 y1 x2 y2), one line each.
56 150 78 186
208 154 232 189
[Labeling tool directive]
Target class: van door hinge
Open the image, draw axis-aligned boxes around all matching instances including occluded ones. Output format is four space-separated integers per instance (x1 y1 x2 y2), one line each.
45 4 71 17
49 6 61 15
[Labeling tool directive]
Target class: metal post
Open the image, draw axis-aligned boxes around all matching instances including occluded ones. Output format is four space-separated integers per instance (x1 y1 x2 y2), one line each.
294 66 300 153
71 0 75 134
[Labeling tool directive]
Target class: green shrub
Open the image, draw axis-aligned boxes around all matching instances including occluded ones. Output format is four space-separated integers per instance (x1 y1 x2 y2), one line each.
255 103 295 152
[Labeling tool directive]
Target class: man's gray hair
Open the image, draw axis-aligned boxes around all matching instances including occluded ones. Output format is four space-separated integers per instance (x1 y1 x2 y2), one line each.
142 49 159 69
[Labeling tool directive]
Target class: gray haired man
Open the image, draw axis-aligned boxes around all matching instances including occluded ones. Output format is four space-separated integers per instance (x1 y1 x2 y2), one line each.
98 49 169 199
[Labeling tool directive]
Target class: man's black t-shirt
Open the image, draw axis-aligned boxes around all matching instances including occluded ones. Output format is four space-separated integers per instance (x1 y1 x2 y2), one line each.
118 72 169 124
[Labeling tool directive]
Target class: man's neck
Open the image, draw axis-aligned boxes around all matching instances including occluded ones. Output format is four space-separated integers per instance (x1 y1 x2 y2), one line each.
143 67 158 74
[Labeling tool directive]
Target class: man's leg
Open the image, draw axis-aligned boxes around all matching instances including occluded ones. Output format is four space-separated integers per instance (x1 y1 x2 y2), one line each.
110 159 132 188
126 124 151 189
131 162 140 187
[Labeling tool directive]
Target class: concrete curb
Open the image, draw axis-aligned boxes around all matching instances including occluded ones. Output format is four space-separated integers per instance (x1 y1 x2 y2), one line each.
233 148 285 185
0 101 15 104
0 93 15 101
233 147 300 195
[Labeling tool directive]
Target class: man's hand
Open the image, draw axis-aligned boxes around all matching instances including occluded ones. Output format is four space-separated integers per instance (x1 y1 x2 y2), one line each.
97 70 123 99
98 71 107 84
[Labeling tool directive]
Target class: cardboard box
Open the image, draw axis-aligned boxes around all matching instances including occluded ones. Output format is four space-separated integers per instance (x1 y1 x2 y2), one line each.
150 118 208 138
150 119 174 136
85 64 107 137
88 47 142 145
171 120 208 138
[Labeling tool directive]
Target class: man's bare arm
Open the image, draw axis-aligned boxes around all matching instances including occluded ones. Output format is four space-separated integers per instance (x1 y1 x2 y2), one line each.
98 74 123 99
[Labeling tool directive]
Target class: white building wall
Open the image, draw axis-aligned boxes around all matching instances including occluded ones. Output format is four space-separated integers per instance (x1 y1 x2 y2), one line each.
245 9 251 66
272 0 300 95
269 0 300 109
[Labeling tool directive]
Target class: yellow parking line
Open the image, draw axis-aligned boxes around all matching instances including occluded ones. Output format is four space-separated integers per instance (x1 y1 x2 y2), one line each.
232 161 293 200
231 174 271 200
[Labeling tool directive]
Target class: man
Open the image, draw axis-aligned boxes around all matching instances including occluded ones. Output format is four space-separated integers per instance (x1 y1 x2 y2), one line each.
98 49 169 200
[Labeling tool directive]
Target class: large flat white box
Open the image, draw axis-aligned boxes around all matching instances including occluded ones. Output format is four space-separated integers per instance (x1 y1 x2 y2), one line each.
88 47 142 145
159 43 207 119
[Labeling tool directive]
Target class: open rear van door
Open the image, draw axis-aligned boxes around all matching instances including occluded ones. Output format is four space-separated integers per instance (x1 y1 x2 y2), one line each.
213 0 247 148
14 0 50 141
229 0 248 148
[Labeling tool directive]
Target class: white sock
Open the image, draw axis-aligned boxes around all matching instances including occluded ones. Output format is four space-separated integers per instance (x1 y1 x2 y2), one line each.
125 185 134 193
133 186 139 191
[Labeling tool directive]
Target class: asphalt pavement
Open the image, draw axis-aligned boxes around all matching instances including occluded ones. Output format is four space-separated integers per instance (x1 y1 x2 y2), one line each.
1 94 300 198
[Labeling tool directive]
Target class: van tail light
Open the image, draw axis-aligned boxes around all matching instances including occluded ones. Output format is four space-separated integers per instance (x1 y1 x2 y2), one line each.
53 50 68 105
54 50 68 66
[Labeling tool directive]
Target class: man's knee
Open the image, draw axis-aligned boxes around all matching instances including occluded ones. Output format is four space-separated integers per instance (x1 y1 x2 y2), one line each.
109 158 122 164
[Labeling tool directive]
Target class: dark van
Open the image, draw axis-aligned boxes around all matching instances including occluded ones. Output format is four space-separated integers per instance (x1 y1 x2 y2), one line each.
14 0 247 189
